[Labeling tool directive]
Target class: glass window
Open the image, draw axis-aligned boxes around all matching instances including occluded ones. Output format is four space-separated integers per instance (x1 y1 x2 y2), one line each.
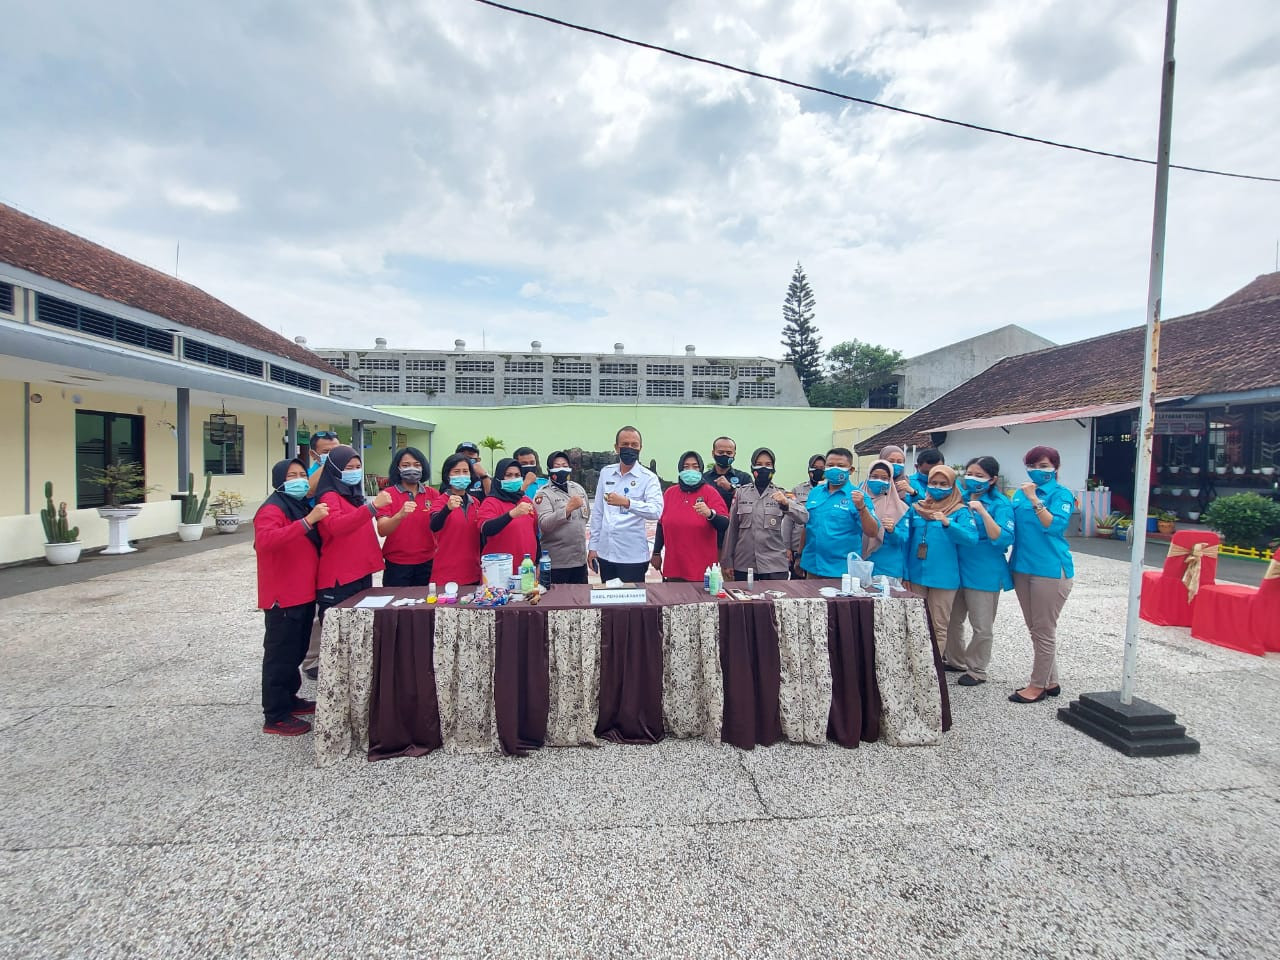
204 421 245 475
75 411 146 508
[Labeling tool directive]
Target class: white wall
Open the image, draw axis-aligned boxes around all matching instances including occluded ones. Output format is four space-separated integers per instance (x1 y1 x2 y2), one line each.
937 420 1092 496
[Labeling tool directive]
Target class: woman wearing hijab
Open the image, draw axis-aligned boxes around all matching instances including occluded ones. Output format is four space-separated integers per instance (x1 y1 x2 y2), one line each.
535 450 591 584
651 451 728 582
879 444 912 500
1009 445 1076 704
254 457 329 736
723 447 808 581
905 464 979 654
861 459 909 581
315 445 392 622
782 453 825 579
376 446 439 587
429 453 483 585
946 455 1015 687
477 457 539 574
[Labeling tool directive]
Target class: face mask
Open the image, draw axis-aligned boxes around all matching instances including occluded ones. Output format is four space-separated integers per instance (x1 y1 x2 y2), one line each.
678 469 703 487
892 463 905 479
1028 468 1056 486
519 464 538 476
448 475 471 490
824 467 849 486
866 479 890 496
340 469 362 487
915 469 931 482
318 453 329 465
927 486 952 501
500 478 524 494
752 466 774 483
713 454 734 469
618 448 640 465
961 477 988 495
398 467 422 484
808 468 825 486
550 468 571 485
282 478 310 499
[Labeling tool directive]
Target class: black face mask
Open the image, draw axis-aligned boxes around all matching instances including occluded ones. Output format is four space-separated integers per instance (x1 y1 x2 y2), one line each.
753 466 774 488
809 468 824 486
549 468 571 488
618 448 640 465
713 454 734 469
519 464 538 476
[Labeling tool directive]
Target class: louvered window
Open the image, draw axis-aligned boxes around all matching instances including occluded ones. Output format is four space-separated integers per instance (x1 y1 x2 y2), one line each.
37 294 174 354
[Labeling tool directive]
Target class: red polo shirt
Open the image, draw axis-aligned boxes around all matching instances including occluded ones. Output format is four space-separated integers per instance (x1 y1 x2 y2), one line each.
477 495 539 573
429 495 483 586
377 484 440 564
659 484 722 582
253 503 320 609
317 492 384 589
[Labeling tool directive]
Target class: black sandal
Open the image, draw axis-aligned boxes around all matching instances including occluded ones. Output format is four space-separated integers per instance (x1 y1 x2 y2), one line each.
1008 689 1047 704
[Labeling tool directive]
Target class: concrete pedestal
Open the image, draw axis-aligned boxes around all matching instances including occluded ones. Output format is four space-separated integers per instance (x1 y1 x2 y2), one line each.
97 507 141 555
1058 691 1200 757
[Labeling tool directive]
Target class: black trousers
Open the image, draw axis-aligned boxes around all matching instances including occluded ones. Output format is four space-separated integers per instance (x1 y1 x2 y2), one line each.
732 571 789 582
263 602 315 722
597 558 650 584
383 559 434 587
549 565 589 585
317 574 374 626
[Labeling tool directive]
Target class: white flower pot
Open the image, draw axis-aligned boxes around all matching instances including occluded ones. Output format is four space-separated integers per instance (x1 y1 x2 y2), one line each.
97 505 142 555
1215 467 1227 475
1190 467 1201 474
1262 467 1276 476
177 522 205 542
44 541 82 565
1188 512 1200 521
214 515 240 534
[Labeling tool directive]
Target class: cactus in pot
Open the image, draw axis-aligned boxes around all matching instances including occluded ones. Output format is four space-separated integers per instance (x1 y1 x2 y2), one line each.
40 482 80 543
181 472 212 525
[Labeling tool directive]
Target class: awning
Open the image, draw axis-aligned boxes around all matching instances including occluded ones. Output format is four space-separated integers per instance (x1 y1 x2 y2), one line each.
927 401 1139 434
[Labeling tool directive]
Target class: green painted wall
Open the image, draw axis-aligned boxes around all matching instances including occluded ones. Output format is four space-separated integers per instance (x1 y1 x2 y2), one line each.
379 403 838 490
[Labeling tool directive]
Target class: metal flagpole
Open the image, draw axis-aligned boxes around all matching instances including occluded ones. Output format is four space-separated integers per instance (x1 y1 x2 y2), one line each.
1058 0 1198 755
1120 0 1178 705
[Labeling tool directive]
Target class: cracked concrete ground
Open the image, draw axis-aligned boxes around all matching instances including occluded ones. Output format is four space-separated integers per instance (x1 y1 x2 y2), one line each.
1 542 1277 959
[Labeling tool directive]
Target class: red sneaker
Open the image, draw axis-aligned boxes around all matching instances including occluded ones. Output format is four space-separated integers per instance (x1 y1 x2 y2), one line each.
290 698 316 716
263 716 311 736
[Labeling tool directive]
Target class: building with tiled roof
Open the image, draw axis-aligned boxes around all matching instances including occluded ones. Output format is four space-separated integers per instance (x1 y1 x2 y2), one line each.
857 274 1280 522
0 203 433 563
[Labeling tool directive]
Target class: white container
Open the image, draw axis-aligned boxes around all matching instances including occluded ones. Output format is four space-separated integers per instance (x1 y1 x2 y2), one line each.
177 522 204 542
44 541 82 565
481 553 514 589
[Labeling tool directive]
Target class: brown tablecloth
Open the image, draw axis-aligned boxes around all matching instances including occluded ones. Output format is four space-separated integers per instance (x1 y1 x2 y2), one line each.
321 581 951 762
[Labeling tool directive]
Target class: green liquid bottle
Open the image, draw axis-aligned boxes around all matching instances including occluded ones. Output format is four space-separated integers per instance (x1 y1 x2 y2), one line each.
519 553 536 593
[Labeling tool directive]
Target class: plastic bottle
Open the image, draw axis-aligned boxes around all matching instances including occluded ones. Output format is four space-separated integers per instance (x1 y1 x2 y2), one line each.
519 553 536 593
538 551 552 590
703 565 712 593
427 582 438 604
746 567 754 588
710 563 722 595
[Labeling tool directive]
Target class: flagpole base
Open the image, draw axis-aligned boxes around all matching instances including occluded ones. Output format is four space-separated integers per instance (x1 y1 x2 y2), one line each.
1057 691 1200 757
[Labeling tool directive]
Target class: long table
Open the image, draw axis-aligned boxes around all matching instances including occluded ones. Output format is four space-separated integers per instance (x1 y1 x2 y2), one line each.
313 581 951 766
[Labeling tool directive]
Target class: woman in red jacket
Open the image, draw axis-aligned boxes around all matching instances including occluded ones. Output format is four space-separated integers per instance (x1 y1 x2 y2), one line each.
253 458 328 737
429 453 484 586
477 457 540 575
315 445 391 621
651 451 729 582
376 446 439 587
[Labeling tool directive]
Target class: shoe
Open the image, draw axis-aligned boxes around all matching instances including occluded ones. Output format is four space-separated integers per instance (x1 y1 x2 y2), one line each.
291 697 316 716
943 661 965 673
263 716 312 736
303 666 318 681
1008 689 1048 704
957 674 985 686
1045 685 1062 697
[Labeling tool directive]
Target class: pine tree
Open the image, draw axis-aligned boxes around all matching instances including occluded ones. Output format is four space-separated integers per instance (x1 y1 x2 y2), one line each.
780 262 823 397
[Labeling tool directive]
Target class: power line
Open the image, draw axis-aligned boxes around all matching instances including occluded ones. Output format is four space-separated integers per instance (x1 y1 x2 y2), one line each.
469 0 1280 185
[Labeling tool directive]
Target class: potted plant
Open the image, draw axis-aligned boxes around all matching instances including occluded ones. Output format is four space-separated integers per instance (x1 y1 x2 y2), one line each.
210 489 244 534
1214 464 1228 475
83 460 153 555
1113 515 1133 542
1188 511 1201 522
1203 493 1280 548
40 481 82 565
178 472 211 541
1094 512 1119 537
1190 466 1201 474
1154 509 1177 535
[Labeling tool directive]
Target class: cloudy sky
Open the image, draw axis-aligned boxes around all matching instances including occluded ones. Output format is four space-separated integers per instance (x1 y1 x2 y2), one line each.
3 0 1278 361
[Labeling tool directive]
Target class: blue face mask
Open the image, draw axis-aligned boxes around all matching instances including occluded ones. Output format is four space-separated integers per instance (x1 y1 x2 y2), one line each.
340 468 362 487
866 479 890 496
824 467 849 486
318 453 329 465
500 478 525 494
1028 468 1056 486
448 475 471 490
679 469 703 487
961 477 988 495
282 478 310 499
926 486 952 500
891 463 905 479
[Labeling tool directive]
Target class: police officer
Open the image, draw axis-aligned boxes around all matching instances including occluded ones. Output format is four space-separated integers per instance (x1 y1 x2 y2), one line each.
723 447 808 581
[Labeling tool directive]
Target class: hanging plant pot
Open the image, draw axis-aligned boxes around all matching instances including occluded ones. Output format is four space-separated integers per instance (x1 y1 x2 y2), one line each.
177 522 204 542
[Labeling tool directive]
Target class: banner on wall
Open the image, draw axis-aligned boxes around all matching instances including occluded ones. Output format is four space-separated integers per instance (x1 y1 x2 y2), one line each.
1132 410 1206 436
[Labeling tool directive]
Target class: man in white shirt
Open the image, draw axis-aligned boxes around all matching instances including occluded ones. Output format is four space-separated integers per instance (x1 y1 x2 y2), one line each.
588 425 664 583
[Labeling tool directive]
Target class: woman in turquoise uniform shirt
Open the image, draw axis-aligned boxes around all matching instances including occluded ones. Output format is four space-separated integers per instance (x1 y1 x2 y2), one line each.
945 456 1014 687
861 459 908 580
905 465 978 655
1008 445 1076 704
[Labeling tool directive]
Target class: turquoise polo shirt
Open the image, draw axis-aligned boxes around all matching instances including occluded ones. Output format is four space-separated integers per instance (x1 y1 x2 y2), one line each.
1009 481 1075 579
905 506 979 589
801 479 878 578
866 508 909 580
957 490 1014 592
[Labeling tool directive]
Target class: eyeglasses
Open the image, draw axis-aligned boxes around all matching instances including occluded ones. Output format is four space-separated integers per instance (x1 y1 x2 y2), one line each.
312 431 337 439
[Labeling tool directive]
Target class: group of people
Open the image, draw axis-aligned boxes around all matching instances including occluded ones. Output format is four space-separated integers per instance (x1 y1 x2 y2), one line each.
251 424 1076 736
